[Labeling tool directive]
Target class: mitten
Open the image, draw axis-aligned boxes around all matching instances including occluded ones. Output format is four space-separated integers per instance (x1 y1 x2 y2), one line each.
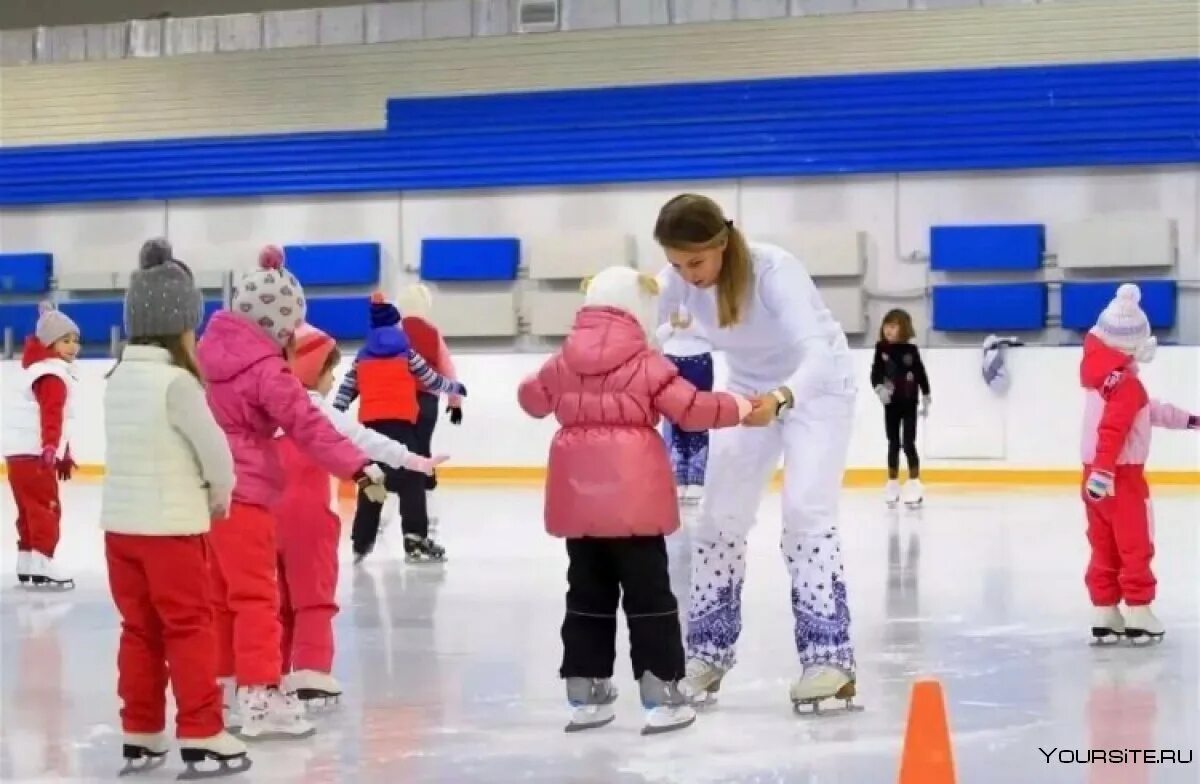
732 394 753 421
1189 415 1199 430
56 456 76 482
448 405 463 425
40 446 57 469
355 464 389 504
920 396 932 418
1085 469 1114 501
208 487 231 521
406 454 449 476
874 385 891 406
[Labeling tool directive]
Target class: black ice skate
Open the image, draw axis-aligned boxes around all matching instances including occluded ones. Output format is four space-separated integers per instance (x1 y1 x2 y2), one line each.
119 732 169 776
404 534 446 564
178 731 252 780
789 666 863 716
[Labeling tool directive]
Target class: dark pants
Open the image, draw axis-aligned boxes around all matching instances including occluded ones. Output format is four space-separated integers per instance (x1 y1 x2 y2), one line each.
415 392 439 492
661 353 714 486
351 419 428 556
885 400 920 479
560 536 685 682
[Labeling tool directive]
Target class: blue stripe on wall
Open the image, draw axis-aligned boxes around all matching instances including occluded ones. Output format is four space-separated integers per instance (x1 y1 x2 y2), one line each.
1 59 1196 206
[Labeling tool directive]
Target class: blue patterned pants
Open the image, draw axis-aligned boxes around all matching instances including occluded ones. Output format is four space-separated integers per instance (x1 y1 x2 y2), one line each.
686 391 857 674
661 353 714 487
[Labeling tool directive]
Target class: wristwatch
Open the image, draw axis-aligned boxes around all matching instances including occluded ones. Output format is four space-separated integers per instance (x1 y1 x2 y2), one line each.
771 388 793 420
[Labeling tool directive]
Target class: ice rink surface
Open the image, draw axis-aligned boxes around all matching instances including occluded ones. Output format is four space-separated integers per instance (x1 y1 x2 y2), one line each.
2 483 1197 783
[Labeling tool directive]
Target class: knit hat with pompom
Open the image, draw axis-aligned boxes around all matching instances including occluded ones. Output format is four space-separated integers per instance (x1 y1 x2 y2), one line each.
125 237 204 339
231 245 307 346
35 301 80 347
1090 283 1152 355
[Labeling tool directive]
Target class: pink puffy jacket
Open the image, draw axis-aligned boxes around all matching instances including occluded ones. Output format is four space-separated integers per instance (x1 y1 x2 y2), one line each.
197 311 368 508
518 306 743 539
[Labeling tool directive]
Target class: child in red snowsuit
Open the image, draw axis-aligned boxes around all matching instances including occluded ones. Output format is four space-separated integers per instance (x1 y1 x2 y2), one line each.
3 302 80 589
276 324 446 704
1080 284 1197 645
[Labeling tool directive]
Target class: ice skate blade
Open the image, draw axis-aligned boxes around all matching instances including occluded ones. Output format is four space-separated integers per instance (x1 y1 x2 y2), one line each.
119 746 168 776
1125 631 1164 646
1090 629 1123 646
294 689 341 708
792 683 863 716
641 715 696 736
564 715 615 733
23 579 75 592
177 751 252 781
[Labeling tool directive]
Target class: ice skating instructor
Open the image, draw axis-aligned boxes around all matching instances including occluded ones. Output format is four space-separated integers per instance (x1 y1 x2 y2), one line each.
654 193 859 711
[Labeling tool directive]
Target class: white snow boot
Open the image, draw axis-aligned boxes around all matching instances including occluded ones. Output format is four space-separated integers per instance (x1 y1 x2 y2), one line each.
235 686 315 741
679 659 726 707
564 677 618 733
1123 605 1165 645
16 550 32 585
789 665 860 715
282 670 342 706
27 552 74 591
902 479 924 508
884 480 901 508
639 673 696 735
178 731 251 779
1090 605 1125 645
120 731 169 776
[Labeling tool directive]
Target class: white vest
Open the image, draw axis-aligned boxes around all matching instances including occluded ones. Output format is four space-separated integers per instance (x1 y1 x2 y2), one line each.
101 347 212 536
2 358 77 459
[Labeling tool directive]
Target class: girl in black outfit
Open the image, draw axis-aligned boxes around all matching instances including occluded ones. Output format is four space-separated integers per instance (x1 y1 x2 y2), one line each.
870 309 931 508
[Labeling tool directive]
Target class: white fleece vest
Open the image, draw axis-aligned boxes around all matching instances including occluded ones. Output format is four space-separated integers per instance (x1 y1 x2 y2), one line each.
2 358 77 459
101 348 212 536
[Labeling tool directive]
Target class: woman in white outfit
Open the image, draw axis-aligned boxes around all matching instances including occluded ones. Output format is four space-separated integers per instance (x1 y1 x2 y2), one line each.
653 193 859 709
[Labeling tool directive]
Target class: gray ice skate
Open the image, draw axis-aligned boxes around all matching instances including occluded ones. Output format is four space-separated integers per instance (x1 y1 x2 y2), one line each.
639 673 696 736
564 677 618 733
119 732 169 776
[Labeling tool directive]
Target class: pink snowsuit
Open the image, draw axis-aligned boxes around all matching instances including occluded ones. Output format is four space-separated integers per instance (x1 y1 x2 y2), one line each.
518 305 743 539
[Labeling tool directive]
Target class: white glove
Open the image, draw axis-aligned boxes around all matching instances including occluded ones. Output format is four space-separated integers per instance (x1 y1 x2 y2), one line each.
406 454 449 476
732 394 753 421
356 464 389 504
874 385 892 406
920 396 931 417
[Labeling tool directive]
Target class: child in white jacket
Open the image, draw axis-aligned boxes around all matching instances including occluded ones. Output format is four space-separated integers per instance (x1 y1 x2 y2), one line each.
274 324 448 703
102 239 250 778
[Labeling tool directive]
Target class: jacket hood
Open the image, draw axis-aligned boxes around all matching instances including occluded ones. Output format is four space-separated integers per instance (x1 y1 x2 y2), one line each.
21 336 60 369
561 307 647 376
361 325 409 359
196 310 283 383
1080 333 1135 389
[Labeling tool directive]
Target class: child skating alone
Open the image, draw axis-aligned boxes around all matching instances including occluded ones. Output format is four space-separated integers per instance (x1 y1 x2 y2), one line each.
518 267 751 735
870 309 931 508
102 239 249 777
277 324 448 705
1080 284 1197 645
3 302 80 590
655 304 714 504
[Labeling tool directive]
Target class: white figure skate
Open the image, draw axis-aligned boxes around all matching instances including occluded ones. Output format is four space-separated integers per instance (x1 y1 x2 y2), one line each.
639 673 696 735
564 677 618 733
282 670 342 708
16 550 32 586
119 731 169 776
884 480 901 509
679 659 725 708
790 665 861 715
178 731 251 780
1090 605 1125 646
1123 605 1165 645
26 553 74 591
902 479 924 509
235 687 315 741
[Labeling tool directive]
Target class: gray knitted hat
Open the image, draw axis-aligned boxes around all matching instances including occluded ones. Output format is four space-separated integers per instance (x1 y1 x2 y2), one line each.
125 238 204 339
35 301 80 346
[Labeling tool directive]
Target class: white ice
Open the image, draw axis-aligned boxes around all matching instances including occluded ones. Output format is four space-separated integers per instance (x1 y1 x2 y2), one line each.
2 484 1198 783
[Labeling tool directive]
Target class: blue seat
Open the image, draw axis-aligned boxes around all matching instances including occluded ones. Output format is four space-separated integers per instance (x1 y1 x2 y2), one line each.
1061 280 1177 330
59 300 124 343
932 283 1048 331
0 253 53 294
930 225 1045 272
305 296 371 341
0 302 41 340
284 243 381 288
420 238 520 282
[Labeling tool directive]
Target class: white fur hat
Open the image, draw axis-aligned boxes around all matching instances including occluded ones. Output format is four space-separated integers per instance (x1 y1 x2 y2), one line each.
395 283 433 319
582 267 660 334
1090 283 1152 355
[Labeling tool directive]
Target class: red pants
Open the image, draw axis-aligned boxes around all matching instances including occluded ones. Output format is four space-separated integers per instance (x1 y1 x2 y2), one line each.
6 457 61 557
105 532 223 739
1083 465 1155 606
277 507 340 673
209 503 283 687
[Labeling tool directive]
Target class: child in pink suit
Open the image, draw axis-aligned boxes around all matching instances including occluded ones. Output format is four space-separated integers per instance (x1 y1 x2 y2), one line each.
1079 284 1197 646
518 267 751 736
277 325 447 704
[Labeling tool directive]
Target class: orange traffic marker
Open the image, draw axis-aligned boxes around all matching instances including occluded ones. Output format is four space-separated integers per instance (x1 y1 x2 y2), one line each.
898 678 957 784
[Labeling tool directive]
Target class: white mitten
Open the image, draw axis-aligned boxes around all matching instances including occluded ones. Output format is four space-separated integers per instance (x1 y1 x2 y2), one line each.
920 396 932 417
874 385 892 406
356 464 389 504
406 454 449 476
732 394 753 421
208 491 230 521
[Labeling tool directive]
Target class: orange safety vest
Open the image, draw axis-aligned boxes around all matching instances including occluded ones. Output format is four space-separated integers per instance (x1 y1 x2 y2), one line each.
356 356 418 424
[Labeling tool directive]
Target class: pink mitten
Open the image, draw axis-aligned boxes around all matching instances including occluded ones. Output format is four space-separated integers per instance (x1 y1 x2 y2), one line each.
407 454 449 476
732 395 753 421
40 446 57 469
1189 415 1199 430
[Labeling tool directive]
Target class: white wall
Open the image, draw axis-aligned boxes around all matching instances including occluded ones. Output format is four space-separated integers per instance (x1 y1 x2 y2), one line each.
3 347 1198 472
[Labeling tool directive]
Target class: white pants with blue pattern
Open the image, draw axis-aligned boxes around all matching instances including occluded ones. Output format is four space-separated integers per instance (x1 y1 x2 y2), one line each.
686 390 857 675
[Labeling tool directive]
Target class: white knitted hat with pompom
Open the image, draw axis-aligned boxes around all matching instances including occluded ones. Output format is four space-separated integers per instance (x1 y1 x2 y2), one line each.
1090 283 1151 354
35 301 79 346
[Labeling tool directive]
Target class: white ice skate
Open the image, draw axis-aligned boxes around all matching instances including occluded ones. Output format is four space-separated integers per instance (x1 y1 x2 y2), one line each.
178 731 251 780
639 673 696 735
679 659 725 708
1123 605 1165 645
884 480 901 509
564 677 618 733
902 479 924 509
26 553 74 591
16 550 32 586
219 678 239 730
119 731 169 776
1090 605 1125 646
789 665 861 715
235 686 315 741
680 485 704 506
282 670 342 707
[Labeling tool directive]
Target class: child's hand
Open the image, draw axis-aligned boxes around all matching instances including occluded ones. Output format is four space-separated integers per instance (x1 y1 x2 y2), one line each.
732 395 753 421
1085 470 1114 501
741 395 777 427
874 385 891 406
450 381 468 398
920 396 932 418
448 405 463 425
355 464 389 504
407 454 449 476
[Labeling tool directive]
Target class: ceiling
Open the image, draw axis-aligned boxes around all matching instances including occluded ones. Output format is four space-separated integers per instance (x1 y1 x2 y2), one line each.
0 1 411 30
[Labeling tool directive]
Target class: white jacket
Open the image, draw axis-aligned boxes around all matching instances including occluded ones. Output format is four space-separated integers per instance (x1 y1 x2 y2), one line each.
2 357 77 459
101 346 235 536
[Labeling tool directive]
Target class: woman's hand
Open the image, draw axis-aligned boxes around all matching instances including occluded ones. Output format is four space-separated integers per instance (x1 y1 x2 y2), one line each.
741 395 777 427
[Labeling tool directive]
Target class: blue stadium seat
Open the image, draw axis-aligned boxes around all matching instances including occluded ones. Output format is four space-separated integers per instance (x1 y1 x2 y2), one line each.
1061 280 1177 331
420 238 520 282
932 283 1048 331
0 303 41 340
0 253 53 294
59 300 124 343
930 225 1045 272
284 243 381 288
305 296 371 341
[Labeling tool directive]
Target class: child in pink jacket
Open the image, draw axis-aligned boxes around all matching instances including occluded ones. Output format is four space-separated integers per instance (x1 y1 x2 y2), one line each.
276 324 447 706
196 247 386 741
518 266 751 737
